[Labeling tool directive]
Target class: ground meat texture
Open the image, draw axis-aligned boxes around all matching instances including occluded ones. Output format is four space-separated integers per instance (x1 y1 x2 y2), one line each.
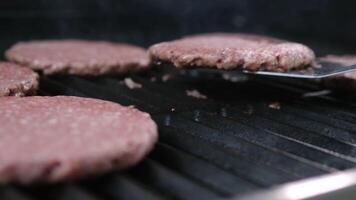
0 96 158 184
320 55 356 92
149 33 315 72
0 62 39 97
5 40 150 75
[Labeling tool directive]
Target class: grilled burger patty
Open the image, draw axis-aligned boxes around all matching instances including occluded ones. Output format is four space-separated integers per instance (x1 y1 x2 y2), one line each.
0 62 38 97
0 96 158 184
6 40 150 75
149 33 315 72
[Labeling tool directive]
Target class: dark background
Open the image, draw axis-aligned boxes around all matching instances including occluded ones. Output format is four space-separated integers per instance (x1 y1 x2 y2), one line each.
1 0 356 56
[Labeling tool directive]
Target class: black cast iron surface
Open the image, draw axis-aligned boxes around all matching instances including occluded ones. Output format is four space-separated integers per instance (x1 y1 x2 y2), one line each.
1 66 356 200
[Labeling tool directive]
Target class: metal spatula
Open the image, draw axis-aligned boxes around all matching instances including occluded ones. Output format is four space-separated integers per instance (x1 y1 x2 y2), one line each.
243 60 356 79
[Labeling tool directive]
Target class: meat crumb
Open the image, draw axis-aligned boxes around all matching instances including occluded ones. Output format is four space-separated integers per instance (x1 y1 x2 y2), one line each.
161 74 171 82
186 89 208 99
122 78 142 89
268 102 281 110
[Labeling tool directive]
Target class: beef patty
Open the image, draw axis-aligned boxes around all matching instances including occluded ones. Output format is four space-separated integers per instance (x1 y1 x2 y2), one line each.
0 96 158 184
0 62 38 97
6 40 150 75
149 33 315 72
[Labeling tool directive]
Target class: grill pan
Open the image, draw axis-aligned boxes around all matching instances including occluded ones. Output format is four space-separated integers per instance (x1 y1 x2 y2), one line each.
1 65 356 200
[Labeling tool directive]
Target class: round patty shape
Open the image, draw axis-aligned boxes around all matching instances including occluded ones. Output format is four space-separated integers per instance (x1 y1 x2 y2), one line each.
149 33 315 72
0 62 39 97
0 96 158 184
5 40 150 75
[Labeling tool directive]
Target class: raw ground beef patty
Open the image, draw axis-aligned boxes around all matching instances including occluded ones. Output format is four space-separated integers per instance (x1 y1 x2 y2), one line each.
320 55 356 91
0 62 39 97
5 40 150 75
0 96 158 184
149 33 315 72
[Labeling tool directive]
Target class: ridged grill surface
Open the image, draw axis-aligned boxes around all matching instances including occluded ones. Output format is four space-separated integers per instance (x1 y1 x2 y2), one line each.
1 67 356 200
